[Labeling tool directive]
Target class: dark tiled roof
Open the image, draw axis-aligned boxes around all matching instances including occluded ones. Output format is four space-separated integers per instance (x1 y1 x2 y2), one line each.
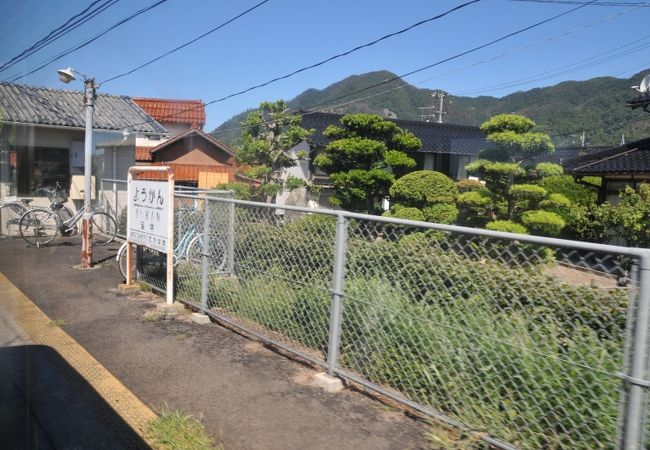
528 146 609 166
0 82 167 134
566 137 650 175
132 97 205 128
627 92 650 111
299 111 486 155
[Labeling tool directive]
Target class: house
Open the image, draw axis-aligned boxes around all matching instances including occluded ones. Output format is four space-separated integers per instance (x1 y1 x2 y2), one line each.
146 128 237 188
289 111 486 208
0 82 166 204
566 136 650 203
131 97 205 164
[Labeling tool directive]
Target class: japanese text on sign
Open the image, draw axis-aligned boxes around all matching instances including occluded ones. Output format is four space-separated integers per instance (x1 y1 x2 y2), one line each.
127 180 170 253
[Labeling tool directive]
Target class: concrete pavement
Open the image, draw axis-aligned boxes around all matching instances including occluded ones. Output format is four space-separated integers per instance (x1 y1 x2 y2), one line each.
0 236 429 450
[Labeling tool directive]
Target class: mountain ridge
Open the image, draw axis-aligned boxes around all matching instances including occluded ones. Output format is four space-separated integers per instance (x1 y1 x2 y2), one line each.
212 69 650 148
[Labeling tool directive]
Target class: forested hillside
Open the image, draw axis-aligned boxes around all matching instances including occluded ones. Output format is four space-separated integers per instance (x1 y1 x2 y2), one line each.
213 69 650 148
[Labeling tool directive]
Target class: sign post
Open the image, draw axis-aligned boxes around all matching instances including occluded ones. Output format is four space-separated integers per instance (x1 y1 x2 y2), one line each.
127 166 175 304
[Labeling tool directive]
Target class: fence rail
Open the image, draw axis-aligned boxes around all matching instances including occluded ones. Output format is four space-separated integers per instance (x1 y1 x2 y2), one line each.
135 192 650 450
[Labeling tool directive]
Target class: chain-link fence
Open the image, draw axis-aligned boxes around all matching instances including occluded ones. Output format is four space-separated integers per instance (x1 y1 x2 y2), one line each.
136 193 650 450
100 179 128 238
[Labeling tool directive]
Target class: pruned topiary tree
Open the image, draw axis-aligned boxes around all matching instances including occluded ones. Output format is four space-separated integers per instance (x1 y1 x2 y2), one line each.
384 170 458 224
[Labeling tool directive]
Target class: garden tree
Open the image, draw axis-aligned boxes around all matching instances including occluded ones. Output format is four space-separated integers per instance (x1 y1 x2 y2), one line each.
235 100 313 201
462 114 569 236
569 184 650 246
384 171 458 224
313 113 419 213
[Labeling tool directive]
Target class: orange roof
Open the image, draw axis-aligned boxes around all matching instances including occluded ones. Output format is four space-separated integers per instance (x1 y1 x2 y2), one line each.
138 163 234 182
135 146 154 162
132 97 205 128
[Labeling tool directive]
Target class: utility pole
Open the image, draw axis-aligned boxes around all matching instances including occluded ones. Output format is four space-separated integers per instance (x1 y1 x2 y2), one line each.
419 91 448 123
581 130 586 148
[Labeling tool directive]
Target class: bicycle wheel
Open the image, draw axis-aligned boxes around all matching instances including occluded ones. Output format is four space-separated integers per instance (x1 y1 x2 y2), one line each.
19 208 59 246
90 212 117 245
0 202 29 237
186 235 203 264
117 244 129 280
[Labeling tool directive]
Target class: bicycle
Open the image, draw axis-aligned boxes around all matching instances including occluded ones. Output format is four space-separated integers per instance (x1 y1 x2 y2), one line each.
116 212 226 280
0 184 75 237
18 184 117 247
0 198 33 237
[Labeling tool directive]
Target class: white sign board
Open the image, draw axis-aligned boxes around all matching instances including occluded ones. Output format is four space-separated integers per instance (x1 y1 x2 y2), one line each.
127 180 171 253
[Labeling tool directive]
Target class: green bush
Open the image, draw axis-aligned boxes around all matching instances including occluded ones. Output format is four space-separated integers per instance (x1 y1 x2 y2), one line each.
383 206 425 222
509 184 547 203
485 220 528 234
457 191 492 208
521 210 565 236
538 176 597 207
214 182 252 200
390 170 458 207
533 162 563 177
456 179 488 194
423 203 459 224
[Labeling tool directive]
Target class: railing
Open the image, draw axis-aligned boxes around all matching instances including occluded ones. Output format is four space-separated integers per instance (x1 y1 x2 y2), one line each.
136 192 650 450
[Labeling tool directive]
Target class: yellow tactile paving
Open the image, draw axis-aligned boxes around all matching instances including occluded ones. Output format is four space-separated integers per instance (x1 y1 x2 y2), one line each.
0 272 157 442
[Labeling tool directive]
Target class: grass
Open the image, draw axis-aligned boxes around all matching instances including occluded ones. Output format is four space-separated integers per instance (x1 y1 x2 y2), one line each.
46 319 65 328
144 311 167 322
146 408 220 450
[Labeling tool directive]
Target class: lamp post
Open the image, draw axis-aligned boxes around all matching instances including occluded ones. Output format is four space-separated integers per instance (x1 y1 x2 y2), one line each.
57 67 96 269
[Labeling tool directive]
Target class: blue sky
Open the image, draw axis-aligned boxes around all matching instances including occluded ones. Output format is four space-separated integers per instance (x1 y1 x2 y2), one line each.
1 0 648 131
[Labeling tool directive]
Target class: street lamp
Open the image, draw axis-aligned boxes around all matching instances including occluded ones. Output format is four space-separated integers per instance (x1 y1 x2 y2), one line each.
58 66 97 269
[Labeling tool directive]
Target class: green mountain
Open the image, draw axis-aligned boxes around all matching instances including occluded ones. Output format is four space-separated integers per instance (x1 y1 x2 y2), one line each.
212 69 650 148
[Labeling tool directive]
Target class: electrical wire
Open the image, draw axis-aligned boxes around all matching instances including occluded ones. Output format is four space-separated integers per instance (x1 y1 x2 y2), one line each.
510 0 649 6
0 0 121 72
122 0 482 128
101 0 271 85
5 0 170 83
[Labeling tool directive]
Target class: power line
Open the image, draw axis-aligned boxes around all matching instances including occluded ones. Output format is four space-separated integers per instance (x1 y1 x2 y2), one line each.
0 0 121 73
511 0 649 5
122 0 482 128
210 0 645 138
5 0 170 83
454 35 650 95
299 0 600 113
101 0 271 85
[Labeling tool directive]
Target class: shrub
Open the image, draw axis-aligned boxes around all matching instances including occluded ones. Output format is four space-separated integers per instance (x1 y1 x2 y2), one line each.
457 191 492 208
538 176 597 207
214 182 252 200
521 210 565 236
456 179 487 194
383 206 425 222
423 203 459 224
390 170 458 207
509 184 547 203
533 162 563 177
485 220 528 234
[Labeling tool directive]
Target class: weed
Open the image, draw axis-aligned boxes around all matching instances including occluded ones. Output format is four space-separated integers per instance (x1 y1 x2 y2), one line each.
46 319 65 328
146 408 220 450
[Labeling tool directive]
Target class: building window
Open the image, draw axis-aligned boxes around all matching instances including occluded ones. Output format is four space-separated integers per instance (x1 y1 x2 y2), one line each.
15 146 69 195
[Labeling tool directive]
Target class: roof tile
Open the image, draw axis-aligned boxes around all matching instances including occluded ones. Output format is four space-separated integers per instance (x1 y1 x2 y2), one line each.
0 82 167 134
133 97 205 127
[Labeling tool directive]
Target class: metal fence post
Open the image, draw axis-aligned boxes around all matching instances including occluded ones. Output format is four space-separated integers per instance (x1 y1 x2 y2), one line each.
113 180 118 220
623 252 650 450
326 213 348 376
227 202 235 275
199 198 212 312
